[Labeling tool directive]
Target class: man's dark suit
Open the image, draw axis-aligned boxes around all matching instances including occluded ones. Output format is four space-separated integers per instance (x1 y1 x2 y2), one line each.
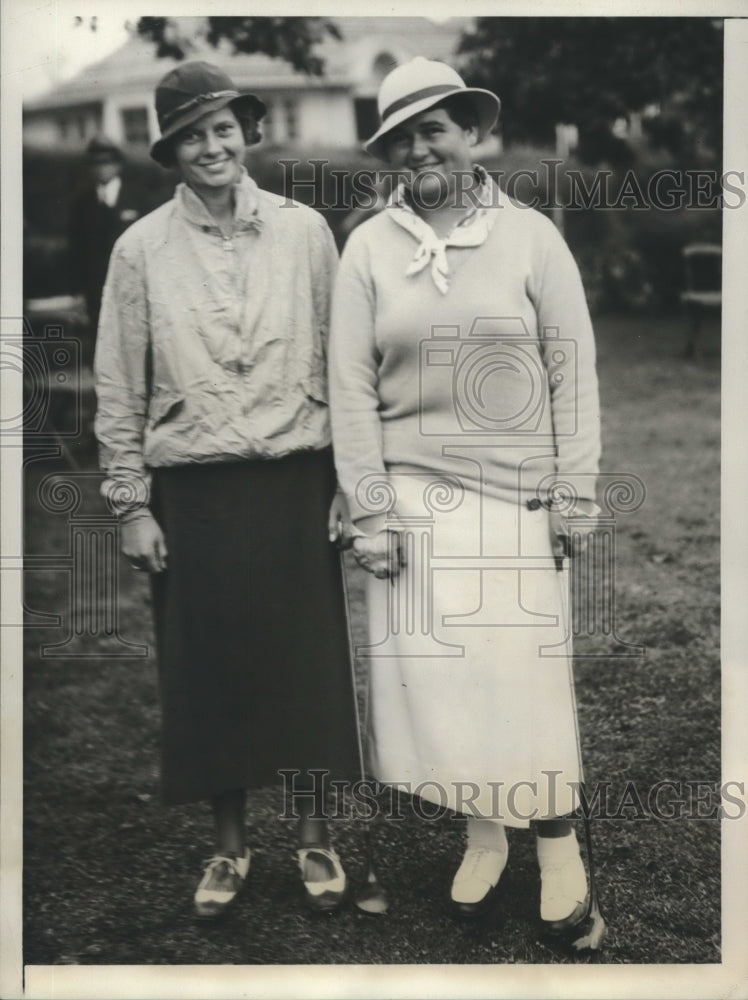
68 176 146 339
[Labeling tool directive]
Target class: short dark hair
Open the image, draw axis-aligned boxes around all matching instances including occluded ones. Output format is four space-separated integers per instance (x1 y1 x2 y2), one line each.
158 105 261 169
431 94 480 133
234 110 262 147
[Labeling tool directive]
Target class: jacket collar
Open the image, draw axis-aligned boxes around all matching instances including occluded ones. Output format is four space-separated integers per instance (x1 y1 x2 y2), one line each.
175 167 264 233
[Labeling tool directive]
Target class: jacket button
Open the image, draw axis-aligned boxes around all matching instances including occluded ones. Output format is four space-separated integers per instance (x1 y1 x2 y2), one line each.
527 498 542 511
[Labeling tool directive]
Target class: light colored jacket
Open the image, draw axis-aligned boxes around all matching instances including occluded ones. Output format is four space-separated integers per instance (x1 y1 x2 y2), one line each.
94 170 338 515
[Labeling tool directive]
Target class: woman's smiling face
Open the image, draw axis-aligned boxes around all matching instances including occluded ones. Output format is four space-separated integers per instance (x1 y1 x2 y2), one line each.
173 106 246 194
384 107 477 205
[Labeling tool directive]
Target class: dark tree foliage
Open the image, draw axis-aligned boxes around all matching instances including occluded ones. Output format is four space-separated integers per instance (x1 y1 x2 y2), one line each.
136 16 341 74
459 18 723 163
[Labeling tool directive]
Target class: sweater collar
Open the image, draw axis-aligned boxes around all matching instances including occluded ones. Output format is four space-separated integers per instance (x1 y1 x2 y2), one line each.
388 164 499 219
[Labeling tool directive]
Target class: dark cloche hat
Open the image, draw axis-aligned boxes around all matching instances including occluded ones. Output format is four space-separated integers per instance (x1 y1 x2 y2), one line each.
150 60 266 166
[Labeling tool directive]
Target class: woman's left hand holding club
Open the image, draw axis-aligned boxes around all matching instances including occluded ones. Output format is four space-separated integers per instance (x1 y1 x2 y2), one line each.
549 499 599 561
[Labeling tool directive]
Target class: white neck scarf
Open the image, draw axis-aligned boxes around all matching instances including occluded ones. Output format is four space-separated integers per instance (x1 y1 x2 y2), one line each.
386 166 500 295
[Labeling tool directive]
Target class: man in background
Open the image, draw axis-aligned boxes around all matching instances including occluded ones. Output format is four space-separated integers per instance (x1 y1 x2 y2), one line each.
68 135 146 363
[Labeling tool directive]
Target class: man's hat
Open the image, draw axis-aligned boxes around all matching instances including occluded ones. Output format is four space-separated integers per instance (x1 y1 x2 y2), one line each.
86 134 123 162
150 60 266 166
364 57 500 162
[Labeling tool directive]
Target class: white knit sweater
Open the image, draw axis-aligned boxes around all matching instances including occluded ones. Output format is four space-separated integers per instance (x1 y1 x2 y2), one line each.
329 182 601 527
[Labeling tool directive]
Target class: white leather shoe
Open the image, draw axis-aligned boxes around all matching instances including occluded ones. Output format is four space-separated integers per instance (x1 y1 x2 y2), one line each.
450 847 508 916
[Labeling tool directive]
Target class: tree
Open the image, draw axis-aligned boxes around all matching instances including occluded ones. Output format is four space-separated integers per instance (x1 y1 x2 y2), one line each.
458 18 723 163
136 16 341 75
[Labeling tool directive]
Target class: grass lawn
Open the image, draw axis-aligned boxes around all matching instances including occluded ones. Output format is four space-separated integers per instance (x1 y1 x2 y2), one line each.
21 311 721 966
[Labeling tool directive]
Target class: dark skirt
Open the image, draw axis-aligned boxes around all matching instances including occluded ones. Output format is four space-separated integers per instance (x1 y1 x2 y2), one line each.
150 449 360 805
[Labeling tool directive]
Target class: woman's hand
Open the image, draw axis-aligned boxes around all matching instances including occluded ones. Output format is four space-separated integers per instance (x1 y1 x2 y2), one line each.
549 500 599 561
121 511 168 574
352 530 405 581
328 492 356 550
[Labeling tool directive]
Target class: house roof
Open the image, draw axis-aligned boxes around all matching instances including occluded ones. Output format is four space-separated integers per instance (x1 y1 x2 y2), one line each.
24 16 470 110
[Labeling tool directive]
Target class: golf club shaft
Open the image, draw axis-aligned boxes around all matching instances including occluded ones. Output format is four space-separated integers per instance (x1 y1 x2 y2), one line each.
558 546 603 922
338 544 380 874
338 548 368 784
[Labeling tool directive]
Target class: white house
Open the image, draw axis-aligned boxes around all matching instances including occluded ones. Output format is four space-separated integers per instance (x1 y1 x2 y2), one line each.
23 17 472 153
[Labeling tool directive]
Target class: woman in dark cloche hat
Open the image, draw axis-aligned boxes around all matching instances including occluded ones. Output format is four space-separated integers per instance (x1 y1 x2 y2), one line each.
94 61 360 920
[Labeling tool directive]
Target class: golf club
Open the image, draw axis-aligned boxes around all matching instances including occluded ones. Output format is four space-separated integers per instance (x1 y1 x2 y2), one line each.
553 542 608 954
337 527 389 915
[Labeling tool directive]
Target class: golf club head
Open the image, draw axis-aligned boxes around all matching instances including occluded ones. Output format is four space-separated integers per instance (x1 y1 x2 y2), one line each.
567 894 607 953
540 891 607 955
354 879 389 915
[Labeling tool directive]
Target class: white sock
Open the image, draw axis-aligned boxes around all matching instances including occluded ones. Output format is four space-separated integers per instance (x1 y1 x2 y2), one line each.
536 827 579 864
536 828 587 921
452 818 509 904
466 816 508 853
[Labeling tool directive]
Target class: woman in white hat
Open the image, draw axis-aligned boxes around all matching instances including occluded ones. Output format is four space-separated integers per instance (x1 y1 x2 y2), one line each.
95 61 360 920
329 57 601 931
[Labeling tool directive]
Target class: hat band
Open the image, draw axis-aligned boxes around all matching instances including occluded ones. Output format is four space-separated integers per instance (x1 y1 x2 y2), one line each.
382 83 461 122
160 89 239 129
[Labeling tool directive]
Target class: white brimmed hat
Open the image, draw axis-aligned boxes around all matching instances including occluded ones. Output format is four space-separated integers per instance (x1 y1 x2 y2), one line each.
364 57 500 162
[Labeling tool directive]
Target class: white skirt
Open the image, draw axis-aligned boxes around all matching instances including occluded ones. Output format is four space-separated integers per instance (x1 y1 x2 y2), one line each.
362 473 581 828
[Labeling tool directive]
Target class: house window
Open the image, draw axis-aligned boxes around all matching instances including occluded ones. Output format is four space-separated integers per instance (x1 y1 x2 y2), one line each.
284 100 298 142
120 107 150 147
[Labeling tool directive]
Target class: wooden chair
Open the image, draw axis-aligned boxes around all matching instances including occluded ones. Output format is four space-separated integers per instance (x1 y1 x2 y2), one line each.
680 243 721 357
